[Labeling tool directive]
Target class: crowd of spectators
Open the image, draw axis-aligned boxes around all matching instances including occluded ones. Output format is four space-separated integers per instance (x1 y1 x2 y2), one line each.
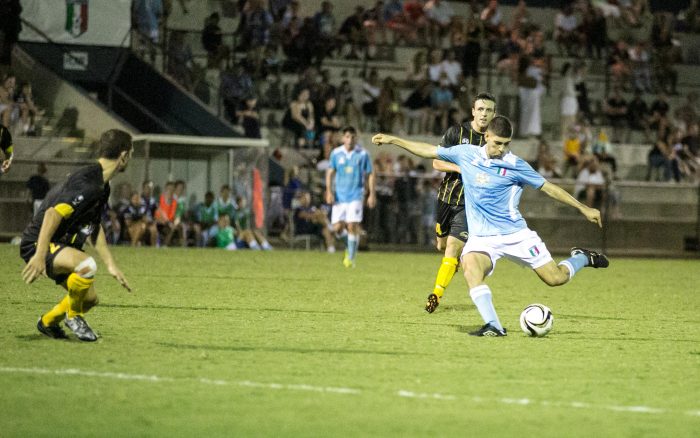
0 71 44 136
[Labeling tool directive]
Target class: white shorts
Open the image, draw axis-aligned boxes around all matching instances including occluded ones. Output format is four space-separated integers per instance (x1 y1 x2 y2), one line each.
331 200 364 224
461 228 553 276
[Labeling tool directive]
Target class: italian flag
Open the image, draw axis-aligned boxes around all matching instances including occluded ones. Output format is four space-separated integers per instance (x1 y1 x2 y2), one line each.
66 0 88 37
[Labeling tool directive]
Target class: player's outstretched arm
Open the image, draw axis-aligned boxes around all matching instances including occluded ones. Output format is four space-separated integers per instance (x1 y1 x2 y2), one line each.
93 226 132 292
433 159 460 173
540 181 602 227
372 134 438 159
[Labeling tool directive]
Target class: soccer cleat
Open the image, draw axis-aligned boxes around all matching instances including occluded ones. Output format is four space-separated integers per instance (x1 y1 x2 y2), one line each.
425 293 440 313
571 247 610 268
342 256 355 268
37 317 68 339
469 323 507 337
64 315 98 342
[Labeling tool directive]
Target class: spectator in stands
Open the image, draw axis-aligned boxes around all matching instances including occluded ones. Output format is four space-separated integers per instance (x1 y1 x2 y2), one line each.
378 76 405 133
337 79 362 129
215 184 237 224
430 72 453 135
282 88 315 149
221 62 254 124
560 62 578 142
201 12 229 69
403 0 428 42
607 40 631 91
281 0 302 33
562 126 583 178
338 6 366 60
0 72 16 128
427 48 445 84
535 139 562 179
384 0 417 45
459 9 484 94
26 162 49 214
681 123 700 180
648 91 670 137
361 69 381 130
317 94 342 159
674 92 699 133
234 195 272 250
155 181 176 247
494 29 523 84
554 4 583 56
628 41 652 92
424 0 454 47
14 81 43 136
441 49 463 92
236 95 261 139
241 0 274 75
293 191 335 252
627 90 651 141
193 191 218 247
405 50 428 88
651 13 680 96
362 1 388 58
122 191 157 247
167 30 200 92
134 0 163 45
603 88 628 144
282 166 304 216
647 135 672 181
574 156 606 209
314 1 338 62
404 80 433 135
574 62 593 123
0 0 21 66
580 2 607 59
480 0 505 49
517 55 544 138
0 122 13 173
592 130 617 178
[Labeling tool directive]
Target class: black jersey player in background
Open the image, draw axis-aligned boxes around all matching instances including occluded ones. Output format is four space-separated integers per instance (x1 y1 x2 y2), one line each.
0 124 14 173
20 129 133 341
425 92 496 313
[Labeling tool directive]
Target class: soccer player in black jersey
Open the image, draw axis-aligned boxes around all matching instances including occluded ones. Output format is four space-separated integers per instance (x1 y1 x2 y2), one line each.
425 92 496 313
0 124 14 173
20 129 133 341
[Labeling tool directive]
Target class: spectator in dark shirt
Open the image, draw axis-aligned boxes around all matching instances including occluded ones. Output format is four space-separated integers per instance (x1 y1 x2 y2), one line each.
236 95 262 138
627 90 651 141
293 191 335 251
604 88 628 143
338 6 366 60
26 162 50 214
121 191 158 246
201 12 229 69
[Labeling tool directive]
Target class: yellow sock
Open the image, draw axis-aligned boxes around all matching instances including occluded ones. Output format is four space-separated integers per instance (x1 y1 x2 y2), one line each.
66 273 94 318
432 257 459 298
41 295 70 326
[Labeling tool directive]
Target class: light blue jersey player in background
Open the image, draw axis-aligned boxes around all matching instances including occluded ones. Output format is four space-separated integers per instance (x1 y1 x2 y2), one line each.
373 116 609 336
326 126 376 267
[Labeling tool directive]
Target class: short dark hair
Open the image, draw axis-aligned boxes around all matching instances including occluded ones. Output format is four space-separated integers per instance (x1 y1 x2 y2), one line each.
487 116 513 138
97 129 132 159
472 92 496 109
342 126 357 135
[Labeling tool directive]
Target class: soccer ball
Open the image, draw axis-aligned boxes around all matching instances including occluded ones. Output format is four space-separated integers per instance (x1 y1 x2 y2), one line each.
519 304 554 337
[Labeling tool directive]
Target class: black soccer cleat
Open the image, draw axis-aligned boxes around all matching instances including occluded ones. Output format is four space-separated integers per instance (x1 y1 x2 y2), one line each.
37 317 68 339
469 323 507 337
571 247 610 268
425 293 440 313
64 315 98 342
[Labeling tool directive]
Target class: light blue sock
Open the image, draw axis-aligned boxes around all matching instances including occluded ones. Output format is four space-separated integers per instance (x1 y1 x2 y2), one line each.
347 234 358 261
470 285 503 330
558 253 588 282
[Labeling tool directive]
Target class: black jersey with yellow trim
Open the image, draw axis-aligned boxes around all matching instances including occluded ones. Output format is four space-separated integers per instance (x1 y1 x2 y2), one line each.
437 123 486 206
0 125 13 158
21 163 110 248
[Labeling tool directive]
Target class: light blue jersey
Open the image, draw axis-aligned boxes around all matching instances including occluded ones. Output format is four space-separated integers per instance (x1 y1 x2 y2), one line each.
329 145 373 203
437 144 546 237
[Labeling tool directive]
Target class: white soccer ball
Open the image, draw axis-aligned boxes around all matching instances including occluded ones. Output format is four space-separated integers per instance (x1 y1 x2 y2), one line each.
519 304 554 337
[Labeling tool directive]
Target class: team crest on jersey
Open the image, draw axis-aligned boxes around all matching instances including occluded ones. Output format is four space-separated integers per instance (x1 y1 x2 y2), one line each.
72 194 85 206
476 172 489 186
65 0 89 37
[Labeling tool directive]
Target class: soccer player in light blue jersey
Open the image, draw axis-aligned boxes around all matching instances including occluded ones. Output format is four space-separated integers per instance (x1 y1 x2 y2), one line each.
325 126 376 268
372 116 609 336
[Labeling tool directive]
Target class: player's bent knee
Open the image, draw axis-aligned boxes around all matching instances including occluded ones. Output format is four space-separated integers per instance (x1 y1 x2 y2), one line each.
75 256 97 278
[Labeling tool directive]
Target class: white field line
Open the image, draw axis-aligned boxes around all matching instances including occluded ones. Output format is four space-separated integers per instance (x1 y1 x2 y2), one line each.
0 366 696 418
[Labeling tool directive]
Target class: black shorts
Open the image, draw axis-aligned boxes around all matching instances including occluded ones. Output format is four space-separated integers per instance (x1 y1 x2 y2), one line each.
20 240 72 285
435 200 469 242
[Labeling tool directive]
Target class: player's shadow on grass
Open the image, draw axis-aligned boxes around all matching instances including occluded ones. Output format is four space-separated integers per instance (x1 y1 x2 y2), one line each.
437 304 472 312
157 342 426 356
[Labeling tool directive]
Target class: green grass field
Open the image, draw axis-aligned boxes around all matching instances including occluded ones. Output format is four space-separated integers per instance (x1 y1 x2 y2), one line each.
0 243 698 437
